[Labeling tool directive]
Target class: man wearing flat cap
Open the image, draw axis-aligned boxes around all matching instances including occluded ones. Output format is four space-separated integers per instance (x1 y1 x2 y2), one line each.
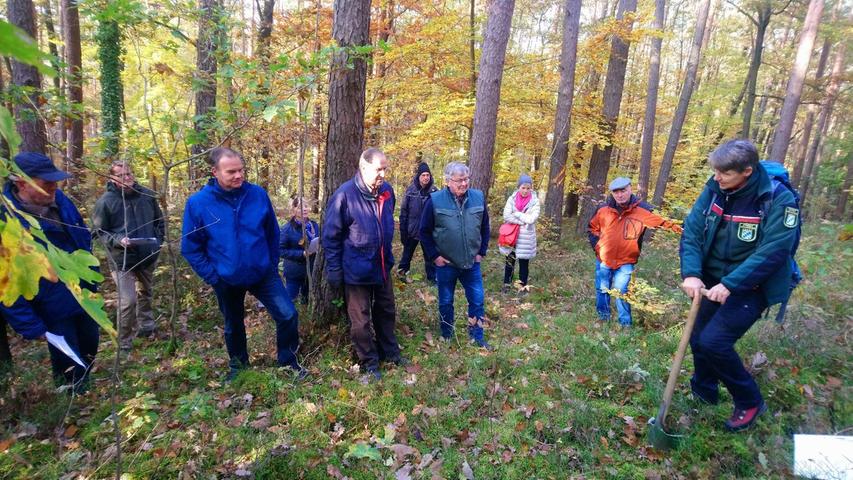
0 152 100 393
587 177 683 326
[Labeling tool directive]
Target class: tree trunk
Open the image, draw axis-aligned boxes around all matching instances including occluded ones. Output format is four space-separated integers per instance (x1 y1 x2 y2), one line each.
466 0 476 155
0 60 9 158
40 0 61 95
575 0 638 235
8 0 48 154
768 0 824 164
650 0 711 207
799 42 843 205
637 0 665 200
191 0 221 178
834 151 853 220
96 18 124 157
62 0 83 165
790 39 830 189
740 3 771 138
542 0 581 235
312 0 371 326
468 0 515 200
310 0 324 213
368 0 393 144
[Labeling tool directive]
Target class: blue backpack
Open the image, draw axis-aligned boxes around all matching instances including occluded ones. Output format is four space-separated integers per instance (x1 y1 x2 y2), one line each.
760 160 803 323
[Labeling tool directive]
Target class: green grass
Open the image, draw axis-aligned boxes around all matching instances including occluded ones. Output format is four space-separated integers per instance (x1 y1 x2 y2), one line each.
0 223 850 479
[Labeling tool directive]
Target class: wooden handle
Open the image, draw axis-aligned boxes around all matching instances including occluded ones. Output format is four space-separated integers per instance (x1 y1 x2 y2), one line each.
655 291 705 424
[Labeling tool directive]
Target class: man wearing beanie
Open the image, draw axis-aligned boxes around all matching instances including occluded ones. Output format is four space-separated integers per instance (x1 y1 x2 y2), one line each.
587 177 683 327
397 162 438 283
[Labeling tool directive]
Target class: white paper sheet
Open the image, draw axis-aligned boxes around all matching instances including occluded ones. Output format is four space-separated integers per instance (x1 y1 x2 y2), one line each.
45 332 87 368
307 237 320 255
793 434 853 480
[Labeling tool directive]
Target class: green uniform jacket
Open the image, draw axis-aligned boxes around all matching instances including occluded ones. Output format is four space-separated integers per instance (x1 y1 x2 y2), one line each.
679 163 799 306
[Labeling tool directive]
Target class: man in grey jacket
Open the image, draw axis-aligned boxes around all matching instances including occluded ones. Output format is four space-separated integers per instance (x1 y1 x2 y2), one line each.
93 161 164 351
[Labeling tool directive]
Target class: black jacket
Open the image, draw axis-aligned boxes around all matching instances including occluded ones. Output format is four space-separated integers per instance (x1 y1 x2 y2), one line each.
93 182 165 271
399 173 436 241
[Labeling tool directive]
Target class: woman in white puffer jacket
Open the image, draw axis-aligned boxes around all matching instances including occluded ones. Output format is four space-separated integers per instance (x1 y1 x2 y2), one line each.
499 174 540 294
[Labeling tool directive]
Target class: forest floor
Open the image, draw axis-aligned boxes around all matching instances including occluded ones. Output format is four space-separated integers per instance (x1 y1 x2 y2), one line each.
0 222 850 479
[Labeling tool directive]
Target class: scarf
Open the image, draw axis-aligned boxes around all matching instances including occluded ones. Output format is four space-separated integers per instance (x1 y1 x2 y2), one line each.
515 191 532 212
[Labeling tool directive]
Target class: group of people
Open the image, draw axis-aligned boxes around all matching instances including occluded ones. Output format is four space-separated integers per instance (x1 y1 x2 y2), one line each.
1 138 799 433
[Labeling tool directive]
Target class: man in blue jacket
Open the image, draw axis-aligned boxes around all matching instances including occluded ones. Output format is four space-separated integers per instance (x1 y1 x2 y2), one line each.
1 152 100 393
322 148 405 381
182 148 303 380
680 139 799 432
420 162 492 350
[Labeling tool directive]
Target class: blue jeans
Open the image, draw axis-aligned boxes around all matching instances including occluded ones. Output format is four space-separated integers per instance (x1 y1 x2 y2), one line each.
595 260 634 325
213 270 300 371
690 292 766 409
436 262 486 343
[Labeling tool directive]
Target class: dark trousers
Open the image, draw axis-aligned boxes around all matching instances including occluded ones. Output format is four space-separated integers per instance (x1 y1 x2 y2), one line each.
213 271 300 370
398 239 436 282
45 312 99 389
689 291 767 409
503 251 530 286
284 275 309 305
344 279 401 371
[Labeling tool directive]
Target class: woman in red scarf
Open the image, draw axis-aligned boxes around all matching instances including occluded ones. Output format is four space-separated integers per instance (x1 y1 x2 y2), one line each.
499 174 540 295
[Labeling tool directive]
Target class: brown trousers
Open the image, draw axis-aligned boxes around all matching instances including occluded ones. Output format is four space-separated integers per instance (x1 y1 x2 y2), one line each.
344 279 401 371
113 264 156 349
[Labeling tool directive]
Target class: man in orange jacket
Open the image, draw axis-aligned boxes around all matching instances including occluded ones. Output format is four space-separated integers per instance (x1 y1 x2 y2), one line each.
588 177 683 326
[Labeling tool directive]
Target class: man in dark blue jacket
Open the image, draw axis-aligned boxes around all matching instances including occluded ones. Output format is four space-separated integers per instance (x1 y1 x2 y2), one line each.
397 162 437 283
1 152 100 393
182 148 303 380
322 148 405 381
420 162 492 350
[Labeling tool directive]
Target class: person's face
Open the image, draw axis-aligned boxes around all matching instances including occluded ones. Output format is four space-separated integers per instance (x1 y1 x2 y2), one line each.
714 167 752 191
212 155 245 191
292 202 310 221
419 172 431 187
518 183 532 197
448 172 470 197
16 177 59 206
110 164 135 191
611 185 632 205
359 155 389 191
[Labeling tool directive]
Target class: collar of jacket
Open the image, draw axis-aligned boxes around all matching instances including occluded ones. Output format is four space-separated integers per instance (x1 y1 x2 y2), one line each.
354 172 379 201
207 177 248 200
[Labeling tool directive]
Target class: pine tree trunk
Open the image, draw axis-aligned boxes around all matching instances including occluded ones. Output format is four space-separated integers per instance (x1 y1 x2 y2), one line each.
740 4 771 138
651 0 711 207
468 0 515 200
575 0 637 235
834 152 853 220
637 0 665 200
790 40 830 189
62 0 83 165
542 0 581 235
799 42 843 205
191 0 220 177
768 0 824 164
368 0 393 145
8 0 48 154
311 0 371 326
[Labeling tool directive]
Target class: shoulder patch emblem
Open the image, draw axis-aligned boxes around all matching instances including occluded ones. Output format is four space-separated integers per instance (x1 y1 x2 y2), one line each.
783 207 799 229
737 222 758 242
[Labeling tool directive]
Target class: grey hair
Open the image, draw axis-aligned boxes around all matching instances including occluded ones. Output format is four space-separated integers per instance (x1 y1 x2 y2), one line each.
209 147 244 168
708 139 759 173
443 162 470 182
359 147 386 165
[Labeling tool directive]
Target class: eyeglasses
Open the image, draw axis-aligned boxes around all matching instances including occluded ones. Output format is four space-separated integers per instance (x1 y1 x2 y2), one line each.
450 177 470 184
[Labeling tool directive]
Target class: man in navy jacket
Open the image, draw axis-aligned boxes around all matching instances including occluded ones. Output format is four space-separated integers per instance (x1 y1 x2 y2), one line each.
1 152 100 393
182 148 303 380
322 148 405 381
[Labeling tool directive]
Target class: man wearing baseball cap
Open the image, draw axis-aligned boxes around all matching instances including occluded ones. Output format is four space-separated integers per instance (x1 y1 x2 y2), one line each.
0 152 100 394
587 177 683 327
